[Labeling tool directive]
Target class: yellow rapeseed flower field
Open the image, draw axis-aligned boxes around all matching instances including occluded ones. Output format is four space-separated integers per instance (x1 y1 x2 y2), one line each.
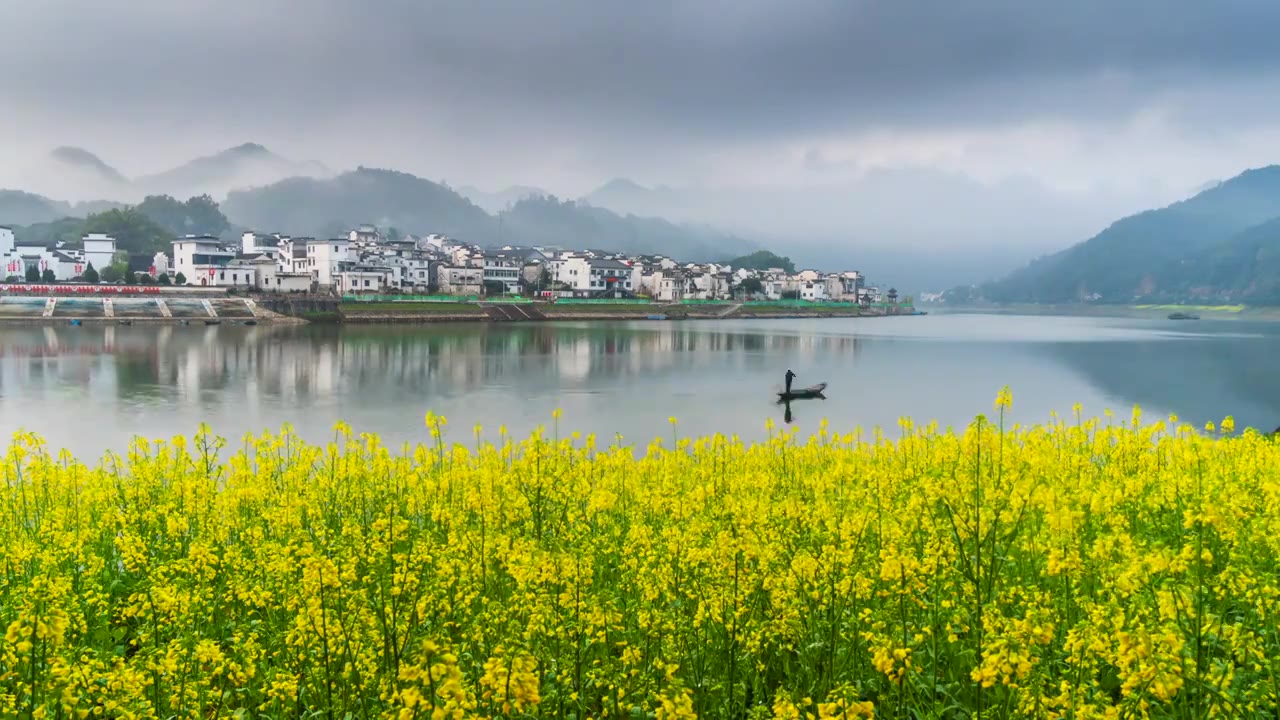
3 391 1280 718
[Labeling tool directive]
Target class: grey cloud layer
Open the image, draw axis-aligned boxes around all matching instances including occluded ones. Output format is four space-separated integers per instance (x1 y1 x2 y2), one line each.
6 0 1280 141
4 0 1280 283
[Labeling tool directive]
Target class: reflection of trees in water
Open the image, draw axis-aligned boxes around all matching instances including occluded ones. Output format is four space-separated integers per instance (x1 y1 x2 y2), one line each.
0 324 862 407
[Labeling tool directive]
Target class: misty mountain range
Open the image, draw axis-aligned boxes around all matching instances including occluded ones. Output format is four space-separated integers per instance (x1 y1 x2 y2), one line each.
30 143 331 203
953 165 1280 305
6 145 759 263
10 140 1280 300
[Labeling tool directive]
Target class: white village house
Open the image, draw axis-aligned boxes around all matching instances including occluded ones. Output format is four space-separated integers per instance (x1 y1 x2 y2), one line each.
172 235 234 285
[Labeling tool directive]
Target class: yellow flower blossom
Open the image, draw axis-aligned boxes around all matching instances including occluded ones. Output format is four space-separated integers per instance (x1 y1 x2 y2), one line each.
0 402 1277 718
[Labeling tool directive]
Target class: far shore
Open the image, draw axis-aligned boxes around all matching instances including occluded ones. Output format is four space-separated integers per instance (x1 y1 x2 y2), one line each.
926 303 1280 321
0 297 920 325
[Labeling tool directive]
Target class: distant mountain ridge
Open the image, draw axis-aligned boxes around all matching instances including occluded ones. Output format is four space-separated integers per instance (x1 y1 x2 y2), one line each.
962 165 1280 304
135 143 330 198
581 178 692 219
0 190 125 227
34 142 331 202
50 146 129 186
457 184 549 213
222 167 755 261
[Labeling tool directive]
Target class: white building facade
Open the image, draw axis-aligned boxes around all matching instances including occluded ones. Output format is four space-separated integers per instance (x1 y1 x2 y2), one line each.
172 236 234 285
437 266 483 296
81 233 118 273
308 239 354 287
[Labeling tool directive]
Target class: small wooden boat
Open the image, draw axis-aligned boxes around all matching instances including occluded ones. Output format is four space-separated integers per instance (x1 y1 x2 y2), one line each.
777 382 828 400
204 319 222 326
244 319 258 326
1168 312 1200 320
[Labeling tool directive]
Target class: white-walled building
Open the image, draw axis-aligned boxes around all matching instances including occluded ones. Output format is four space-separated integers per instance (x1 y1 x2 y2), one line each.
824 271 861 301
437 266 483 296
482 252 523 294
337 266 396 295
35 249 83 281
349 225 380 245
799 279 829 301
554 256 634 296
5 242 83 281
0 226 14 261
277 237 310 276
650 269 684 302
307 239 354 287
81 233 118 273
762 276 785 301
206 260 258 289
172 235 234 285
241 255 310 292
241 231 282 259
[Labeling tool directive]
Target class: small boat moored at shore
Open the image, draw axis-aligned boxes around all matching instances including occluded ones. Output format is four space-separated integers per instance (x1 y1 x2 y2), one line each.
1168 312 1200 320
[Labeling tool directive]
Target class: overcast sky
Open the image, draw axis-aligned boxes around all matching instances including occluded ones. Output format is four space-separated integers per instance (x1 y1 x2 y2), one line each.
4 0 1280 246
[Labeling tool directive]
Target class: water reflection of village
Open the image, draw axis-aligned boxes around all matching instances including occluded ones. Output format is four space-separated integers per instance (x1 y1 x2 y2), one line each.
0 324 861 405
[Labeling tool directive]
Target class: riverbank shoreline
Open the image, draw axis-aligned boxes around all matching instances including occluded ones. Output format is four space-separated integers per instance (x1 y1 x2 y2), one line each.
927 303 1280 321
1 296 919 325
337 305 917 324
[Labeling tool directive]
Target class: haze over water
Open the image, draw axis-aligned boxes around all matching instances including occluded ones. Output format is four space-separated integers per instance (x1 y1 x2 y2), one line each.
2 314 1277 457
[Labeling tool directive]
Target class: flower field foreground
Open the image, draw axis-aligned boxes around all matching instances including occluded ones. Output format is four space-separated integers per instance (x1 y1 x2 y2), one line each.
3 401 1280 719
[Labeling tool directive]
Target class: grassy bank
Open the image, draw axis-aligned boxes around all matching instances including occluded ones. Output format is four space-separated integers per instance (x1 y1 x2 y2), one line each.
539 303 674 316
2 397 1276 718
341 301 486 316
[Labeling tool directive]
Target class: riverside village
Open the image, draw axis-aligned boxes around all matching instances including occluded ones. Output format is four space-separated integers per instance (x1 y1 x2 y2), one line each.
0 224 910 323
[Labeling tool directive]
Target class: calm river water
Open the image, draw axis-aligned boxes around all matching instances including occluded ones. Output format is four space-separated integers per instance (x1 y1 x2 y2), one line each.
2 313 1279 456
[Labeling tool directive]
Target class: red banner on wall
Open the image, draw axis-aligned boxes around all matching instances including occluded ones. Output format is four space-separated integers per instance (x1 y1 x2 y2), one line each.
0 284 163 295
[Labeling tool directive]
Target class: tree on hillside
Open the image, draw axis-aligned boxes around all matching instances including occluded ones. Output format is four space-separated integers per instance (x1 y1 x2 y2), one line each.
82 263 99 283
727 250 796 274
15 217 84 247
80 208 174 254
136 194 230 237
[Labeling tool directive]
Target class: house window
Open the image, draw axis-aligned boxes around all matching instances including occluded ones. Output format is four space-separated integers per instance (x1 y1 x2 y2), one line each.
219 272 225 280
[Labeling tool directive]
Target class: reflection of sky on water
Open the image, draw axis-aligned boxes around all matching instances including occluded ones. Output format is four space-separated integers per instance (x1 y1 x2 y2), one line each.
1 315 1278 457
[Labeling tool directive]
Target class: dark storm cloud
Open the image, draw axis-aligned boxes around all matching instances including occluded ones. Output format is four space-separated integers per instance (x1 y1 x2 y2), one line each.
5 0 1280 142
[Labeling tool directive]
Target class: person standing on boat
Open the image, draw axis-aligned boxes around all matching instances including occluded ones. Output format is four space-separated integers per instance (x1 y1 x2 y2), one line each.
785 369 796 394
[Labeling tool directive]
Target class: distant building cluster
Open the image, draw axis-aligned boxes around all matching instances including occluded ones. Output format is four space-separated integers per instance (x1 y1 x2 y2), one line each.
1 227 167 282
1 223 893 304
